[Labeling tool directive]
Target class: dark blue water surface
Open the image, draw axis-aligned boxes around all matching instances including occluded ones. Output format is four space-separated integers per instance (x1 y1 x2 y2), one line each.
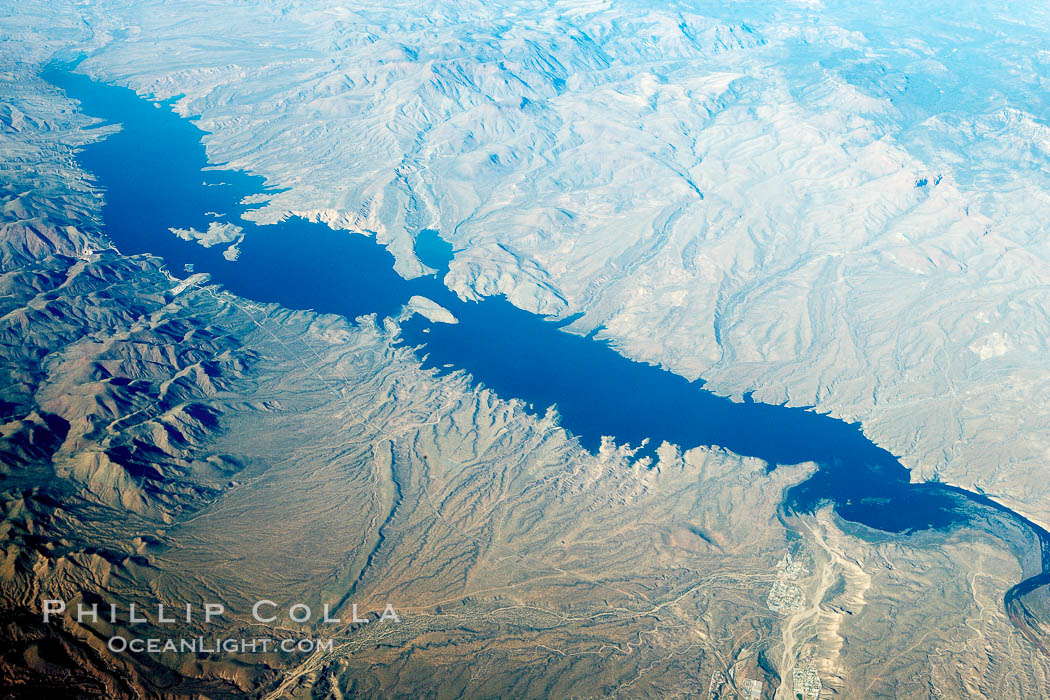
43 65 1050 629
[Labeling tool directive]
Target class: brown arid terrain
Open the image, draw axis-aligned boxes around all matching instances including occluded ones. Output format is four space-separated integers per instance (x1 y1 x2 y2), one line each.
3 236 1049 697
3 2 1050 698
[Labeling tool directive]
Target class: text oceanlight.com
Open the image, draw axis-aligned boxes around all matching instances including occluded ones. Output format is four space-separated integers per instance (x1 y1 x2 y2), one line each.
109 636 335 654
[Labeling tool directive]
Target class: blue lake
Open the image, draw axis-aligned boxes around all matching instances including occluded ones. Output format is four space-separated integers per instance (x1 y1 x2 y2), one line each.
43 64 1050 644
